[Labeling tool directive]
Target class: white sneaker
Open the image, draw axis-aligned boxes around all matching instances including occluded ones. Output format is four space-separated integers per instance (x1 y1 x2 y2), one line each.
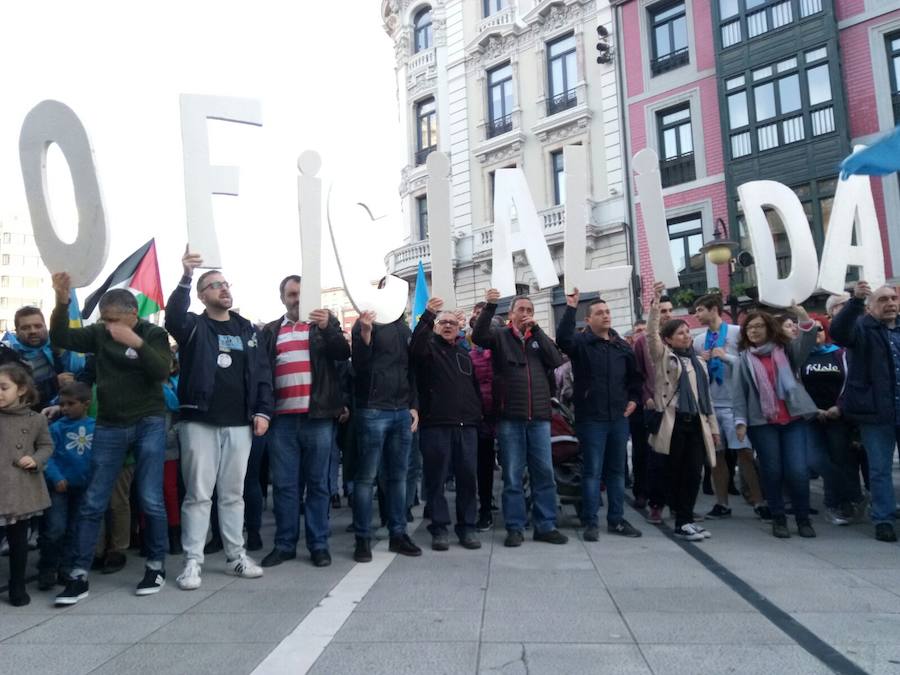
226 554 263 579
826 507 850 526
691 524 712 539
674 524 705 542
176 560 202 591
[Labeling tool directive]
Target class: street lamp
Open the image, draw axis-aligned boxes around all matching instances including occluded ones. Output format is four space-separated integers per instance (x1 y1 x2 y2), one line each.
700 217 740 320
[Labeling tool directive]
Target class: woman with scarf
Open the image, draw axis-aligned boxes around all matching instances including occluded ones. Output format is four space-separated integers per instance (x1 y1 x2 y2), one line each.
646 282 720 541
732 308 818 538
800 314 865 526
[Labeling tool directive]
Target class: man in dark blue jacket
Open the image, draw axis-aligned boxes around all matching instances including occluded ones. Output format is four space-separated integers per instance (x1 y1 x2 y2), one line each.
165 247 273 590
556 289 643 541
831 280 900 543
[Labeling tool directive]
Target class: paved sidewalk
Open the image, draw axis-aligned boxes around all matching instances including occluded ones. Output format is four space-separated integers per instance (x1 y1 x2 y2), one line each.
2 483 900 674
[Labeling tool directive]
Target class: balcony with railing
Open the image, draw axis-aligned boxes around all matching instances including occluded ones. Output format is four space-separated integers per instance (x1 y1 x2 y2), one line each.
659 153 696 188
650 47 689 76
473 205 566 255
408 47 435 74
384 240 431 277
547 88 577 117
487 114 513 138
415 145 437 166
477 6 514 34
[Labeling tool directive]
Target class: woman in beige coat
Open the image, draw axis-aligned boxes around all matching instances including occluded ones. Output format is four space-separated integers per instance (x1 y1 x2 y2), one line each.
646 282 720 541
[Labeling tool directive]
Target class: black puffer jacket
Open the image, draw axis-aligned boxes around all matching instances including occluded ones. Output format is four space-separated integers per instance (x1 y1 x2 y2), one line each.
410 310 482 427
351 317 418 411
471 303 563 421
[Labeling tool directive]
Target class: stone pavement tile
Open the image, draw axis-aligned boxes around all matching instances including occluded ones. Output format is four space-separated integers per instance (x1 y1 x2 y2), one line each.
625 612 793 644
844 568 900 596
0 643 128 675
792 612 900 645
485 570 615 613
836 643 900 674
242 560 355 590
807 547 900 569
0 613 54 641
144 611 304 644
479 642 652 675
90 642 276 675
309 641 479 674
187 588 326 614
594 557 716 588
640 644 829 675
729 566 870 590
608 586 755 613
333 609 482 642
68 587 214 614
5 613 176 644
355 579 485 611
754 583 900 613
481 611 633 643
489 548 596 571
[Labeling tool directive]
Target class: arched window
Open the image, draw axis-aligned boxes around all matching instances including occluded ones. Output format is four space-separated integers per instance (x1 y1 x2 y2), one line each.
413 6 433 53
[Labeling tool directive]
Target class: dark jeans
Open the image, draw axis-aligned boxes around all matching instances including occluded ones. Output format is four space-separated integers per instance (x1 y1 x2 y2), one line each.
807 419 863 510
71 416 168 575
647 449 669 509
477 435 496 516
578 417 629 527
5 520 28 585
665 415 705 528
421 425 477 537
353 409 412 539
749 420 810 520
269 414 334 554
496 419 557 534
859 424 900 524
407 431 422 510
39 487 85 573
629 408 651 501
244 431 269 534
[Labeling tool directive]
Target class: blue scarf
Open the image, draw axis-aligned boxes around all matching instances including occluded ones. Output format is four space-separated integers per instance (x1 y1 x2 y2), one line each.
703 323 728 385
813 344 839 354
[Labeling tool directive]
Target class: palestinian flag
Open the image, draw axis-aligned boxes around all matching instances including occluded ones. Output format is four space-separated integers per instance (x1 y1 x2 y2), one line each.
81 239 165 321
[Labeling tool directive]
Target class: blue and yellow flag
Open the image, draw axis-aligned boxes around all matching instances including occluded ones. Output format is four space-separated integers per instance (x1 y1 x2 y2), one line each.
411 260 429 328
68 288 82 328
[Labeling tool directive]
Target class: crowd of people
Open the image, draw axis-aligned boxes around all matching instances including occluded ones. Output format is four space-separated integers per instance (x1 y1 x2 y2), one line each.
1 244 898 610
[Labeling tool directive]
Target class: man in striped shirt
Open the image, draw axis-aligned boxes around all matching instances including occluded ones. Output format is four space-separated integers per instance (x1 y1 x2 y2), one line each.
261 275 350 568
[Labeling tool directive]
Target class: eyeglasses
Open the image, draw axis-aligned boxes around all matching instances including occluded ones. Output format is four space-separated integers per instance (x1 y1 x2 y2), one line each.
437 320 459 328
200 280 230 292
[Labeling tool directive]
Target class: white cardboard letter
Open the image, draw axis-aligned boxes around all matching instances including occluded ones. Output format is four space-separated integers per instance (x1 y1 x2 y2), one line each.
818 147 886 293
563 145 631 293
19 99 109 288
426 152 456 307
632 149 678 289
491 168 559 296
738 180 818 307
179 94 262 268
298 151 323 315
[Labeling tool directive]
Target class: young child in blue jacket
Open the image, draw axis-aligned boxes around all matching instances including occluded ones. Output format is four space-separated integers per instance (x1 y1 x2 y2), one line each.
37 382 94 590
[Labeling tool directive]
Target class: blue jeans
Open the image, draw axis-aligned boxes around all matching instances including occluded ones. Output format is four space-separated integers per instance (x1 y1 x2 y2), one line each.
497 419 557 534
71 417 168 575
328 425 340 497
353 409 411 539
39 486 85 573
269 414 334 553
578 418 629 528
859 424 900 524
749 420 810 520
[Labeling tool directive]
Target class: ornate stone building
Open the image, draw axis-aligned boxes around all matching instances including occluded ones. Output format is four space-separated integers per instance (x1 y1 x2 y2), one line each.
380 0 637 334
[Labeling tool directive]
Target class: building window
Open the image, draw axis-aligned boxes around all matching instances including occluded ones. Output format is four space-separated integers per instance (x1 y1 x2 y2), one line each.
888 32 900 124
725 48 834 159
415 98 437 166
547 34 578 116
483 0 507 17
667 214 706 295
413 6 433 53
719 0 822 48
416 195 429 241
0 276 7 288
656 104 696 187
650 1 689 75
551 151 565 205
487 63 514 138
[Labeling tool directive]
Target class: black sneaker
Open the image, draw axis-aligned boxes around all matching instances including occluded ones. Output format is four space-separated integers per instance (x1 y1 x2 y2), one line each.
9 583 30 607
772 516 791 539
38 569 58 591
706 504 732 519
353 538 373 563
55 576 89 606
876 522 897 542
310 549 332 567
458 532 481 550
476 514 493 532
101 551 127 575
608 520 642 538
583 526 600 542
534 529 569 545
246 530 263 552
754 505 773 522
136 567 166 596
504 530 524 547
431 531 450 551
261 548 296 568
797 520 816 538
389 534 422 557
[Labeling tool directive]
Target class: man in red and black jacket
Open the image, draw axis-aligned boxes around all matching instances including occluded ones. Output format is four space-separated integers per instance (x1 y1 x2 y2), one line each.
472 288 566 548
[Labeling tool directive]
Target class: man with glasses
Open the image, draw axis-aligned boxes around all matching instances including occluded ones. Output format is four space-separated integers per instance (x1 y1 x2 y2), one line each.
164 247 273 590
410 297 483 551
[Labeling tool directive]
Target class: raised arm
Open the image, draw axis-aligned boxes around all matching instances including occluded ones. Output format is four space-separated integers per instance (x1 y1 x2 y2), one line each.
410 298 442 363
646 281 666 363
830 282 869 348
555 287 579 356
472 289 500 349
49 272 100 354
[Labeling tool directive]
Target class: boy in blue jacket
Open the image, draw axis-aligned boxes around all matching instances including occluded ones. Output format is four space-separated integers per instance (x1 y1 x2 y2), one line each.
37 382 94 590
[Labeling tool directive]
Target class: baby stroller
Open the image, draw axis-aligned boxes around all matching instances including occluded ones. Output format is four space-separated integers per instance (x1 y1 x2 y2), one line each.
551 398 582 509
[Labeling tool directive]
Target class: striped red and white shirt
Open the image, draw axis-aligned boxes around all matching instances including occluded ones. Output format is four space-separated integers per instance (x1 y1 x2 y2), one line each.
274 318 312 414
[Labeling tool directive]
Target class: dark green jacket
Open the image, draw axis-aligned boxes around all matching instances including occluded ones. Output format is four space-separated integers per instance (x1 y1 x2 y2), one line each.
49 302 171 426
